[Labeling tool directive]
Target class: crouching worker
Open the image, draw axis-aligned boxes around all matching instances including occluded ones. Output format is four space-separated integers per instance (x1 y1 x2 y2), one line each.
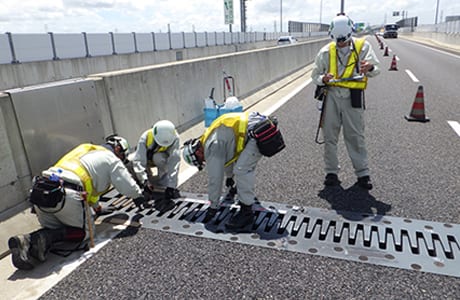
128 120 181 212
8 135 146 270
182 112 285 232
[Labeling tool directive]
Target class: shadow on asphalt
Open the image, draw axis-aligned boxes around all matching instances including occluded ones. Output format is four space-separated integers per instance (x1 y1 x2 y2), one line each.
318 185 392 222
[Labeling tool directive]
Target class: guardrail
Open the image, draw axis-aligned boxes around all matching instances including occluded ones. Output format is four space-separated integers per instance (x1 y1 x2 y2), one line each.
0 31 328 65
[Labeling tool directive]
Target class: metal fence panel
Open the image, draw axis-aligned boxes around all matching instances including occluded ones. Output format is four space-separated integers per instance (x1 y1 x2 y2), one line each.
184 32 196 48
154 33 170 50
0 34 11 64
87 33 112 56
196 32 206 47
171 32 184 49
54 33 86 59
114 33 135 54
13 34 53 62
136 33 154 52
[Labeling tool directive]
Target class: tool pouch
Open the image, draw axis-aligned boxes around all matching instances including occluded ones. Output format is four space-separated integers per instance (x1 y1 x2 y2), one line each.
29 176 65 208
350 89 363 108
314 85 327 101
250 117 286 157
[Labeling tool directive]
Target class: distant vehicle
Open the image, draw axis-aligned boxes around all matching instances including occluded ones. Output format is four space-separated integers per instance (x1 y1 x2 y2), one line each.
277 36 297 45
383 23 399 38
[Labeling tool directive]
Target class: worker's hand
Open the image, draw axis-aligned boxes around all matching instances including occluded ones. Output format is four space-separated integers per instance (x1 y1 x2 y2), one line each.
143 180 154 193
360 60 374 74
202 207 218 223
225 177 235 188
133 196 146 209
94 205 115 217
154 198 176 213
322 73 334 84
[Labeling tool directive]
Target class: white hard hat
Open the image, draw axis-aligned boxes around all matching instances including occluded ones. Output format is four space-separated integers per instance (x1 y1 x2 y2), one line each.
153 120 177 147
106 135 130 158
182 138 203 170
329 15 353 43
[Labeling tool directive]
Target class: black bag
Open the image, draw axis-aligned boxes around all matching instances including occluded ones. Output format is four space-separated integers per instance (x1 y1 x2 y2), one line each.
250 117 286 157
350 88 363 108
29 176 65 208
314 85 327 101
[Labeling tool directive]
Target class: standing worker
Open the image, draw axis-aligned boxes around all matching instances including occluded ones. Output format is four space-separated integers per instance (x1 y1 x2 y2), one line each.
311 14 380 190
182 111 285 231
129 120 181 209
8 135 147 270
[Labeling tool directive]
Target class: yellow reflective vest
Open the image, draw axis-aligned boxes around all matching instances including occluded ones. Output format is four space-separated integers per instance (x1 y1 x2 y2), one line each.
328 38 367 90
54 144 110 205
145 130 169 153
200 112 249 167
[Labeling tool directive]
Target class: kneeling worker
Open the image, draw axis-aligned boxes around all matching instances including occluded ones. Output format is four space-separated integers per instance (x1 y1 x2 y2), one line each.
129 120 181 211
8 135 147 270
182 111 285 231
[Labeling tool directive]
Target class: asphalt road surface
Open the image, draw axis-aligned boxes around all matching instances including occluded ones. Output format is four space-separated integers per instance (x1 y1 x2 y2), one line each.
17 36 460 299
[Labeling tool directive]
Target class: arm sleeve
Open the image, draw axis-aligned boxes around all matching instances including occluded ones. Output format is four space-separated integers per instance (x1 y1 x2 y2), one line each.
311 45 330 86
132 134 149 183
362 41 381 77
110 160 143 199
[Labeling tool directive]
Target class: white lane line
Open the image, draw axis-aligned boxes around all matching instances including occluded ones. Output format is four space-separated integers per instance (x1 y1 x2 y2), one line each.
448 121 460 137
405 69 420 83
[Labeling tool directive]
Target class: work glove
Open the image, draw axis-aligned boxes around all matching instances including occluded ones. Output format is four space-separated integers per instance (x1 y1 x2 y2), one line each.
94 205 116 217
224 177 237 201
154 198 176 213
143 180 154 193
133 196 147 209
225 177 235 188
202 207 218 223
165 187 181 200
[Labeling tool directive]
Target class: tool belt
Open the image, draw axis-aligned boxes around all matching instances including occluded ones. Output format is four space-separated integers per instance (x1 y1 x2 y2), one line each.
250 117 286 157
29 176 66 209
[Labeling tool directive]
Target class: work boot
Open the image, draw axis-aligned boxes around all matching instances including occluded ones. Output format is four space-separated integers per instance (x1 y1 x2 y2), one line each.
8 235 34 270
164 187 181 200
29 228 65 262
324 173 341 186
225 203 254 231
354 176 373 190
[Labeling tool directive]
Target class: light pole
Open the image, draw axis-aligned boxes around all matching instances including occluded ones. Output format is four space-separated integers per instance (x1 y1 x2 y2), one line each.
320 0 323 25
280 0 283 32
435 0 440 24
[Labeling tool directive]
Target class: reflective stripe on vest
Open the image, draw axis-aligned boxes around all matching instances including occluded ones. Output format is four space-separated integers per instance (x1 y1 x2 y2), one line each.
328 38 368 90
200 112 249 167
146 130 169 153
54 144 110 205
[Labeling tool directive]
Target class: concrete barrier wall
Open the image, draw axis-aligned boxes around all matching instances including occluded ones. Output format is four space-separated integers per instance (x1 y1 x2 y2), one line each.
0 41 278 91
0 38 328 220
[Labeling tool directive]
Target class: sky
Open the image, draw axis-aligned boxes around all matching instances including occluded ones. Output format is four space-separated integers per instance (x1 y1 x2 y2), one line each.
0 0 459 34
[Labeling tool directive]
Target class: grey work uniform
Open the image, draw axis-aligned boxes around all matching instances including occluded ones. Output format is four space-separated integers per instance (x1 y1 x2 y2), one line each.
311 37 380 177
205 112 265 209
41 148 143 240
130 129 181 189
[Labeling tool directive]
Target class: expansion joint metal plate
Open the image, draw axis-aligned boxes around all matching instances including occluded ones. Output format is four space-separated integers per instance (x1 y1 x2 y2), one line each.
99 190 460 278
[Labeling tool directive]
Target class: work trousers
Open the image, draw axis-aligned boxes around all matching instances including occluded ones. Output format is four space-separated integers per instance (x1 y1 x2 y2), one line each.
323 93 369 178
35 188 93 241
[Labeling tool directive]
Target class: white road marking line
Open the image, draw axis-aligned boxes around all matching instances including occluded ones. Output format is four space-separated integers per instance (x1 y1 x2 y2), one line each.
405 69 420 83
447 121 460 137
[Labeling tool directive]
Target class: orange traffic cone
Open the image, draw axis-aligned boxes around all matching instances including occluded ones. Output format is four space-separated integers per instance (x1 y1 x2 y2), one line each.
383 46 389 56
389 55 398 71
405 86 430 122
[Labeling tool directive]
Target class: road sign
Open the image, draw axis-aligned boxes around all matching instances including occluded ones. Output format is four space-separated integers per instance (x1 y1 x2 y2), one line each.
224 0 234 24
